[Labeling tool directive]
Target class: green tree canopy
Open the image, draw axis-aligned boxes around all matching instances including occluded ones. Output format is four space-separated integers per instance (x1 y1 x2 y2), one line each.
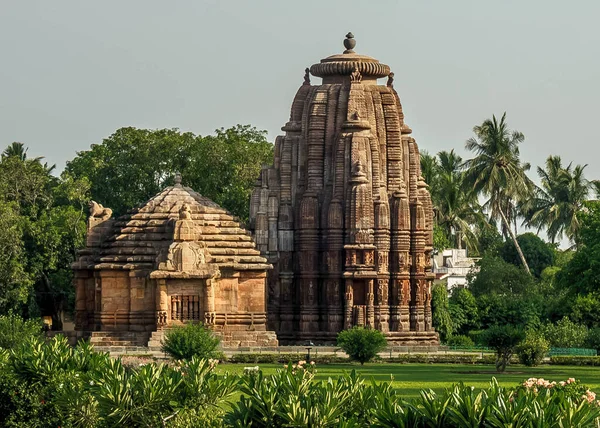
65 125 273 222
0 144 89 318
468 255 535 297
500 233 555 278
557 201 600 295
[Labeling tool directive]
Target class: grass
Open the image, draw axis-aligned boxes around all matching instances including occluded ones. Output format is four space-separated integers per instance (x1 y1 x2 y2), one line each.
217 363 600 399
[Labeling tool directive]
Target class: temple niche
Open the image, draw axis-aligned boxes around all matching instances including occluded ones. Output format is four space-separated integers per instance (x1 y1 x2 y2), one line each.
73 175 277 348
250 33 438 345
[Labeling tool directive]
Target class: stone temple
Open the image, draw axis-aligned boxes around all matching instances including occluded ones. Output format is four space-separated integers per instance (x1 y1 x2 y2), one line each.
250 33 439 345
72 175 278 348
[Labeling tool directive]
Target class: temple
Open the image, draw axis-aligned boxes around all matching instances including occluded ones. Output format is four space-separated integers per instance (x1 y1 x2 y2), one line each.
72 175 278 348
250 33 439 344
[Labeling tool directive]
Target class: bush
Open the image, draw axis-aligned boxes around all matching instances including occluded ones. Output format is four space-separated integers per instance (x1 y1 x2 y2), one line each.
540 317 588 348
586 328 600 354
0 314 42 349
516 333 549 367
468 330 486 345
161 323 223 360
482 325 525 372
431 283 453 342
336 327 387 365
549 356 600 366
446 335 475 347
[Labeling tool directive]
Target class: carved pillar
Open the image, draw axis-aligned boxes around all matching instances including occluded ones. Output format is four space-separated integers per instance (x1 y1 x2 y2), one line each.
204 279 216 326
366 279 375 327
156 279 168 328
344 278 354 329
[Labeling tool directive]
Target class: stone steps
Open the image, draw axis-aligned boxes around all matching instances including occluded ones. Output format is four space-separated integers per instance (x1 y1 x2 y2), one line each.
89 331 150 348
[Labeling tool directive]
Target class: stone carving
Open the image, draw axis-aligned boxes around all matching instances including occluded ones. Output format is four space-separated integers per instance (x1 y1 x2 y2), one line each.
387 72 394 87
249 33 438 345
304 68 311 85
350 67 362 83
89 201 112 220
179 203 192 220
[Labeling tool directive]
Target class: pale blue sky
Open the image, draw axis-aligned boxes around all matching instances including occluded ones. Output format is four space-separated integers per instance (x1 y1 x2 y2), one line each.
1 0 599 188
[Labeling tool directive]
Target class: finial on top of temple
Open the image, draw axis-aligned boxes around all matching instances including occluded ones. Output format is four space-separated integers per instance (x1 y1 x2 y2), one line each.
387 72 395 87
343 32 356 54
303 68 311 85
174 172 182 187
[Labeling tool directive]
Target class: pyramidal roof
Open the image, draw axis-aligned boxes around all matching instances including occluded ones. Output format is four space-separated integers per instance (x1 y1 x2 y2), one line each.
89 182 270 272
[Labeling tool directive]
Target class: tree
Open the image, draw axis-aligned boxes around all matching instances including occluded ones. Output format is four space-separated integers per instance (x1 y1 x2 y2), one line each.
336 327 387 365
0 144 89 319
431 283 453 342
521 156 598 247
448 288 479 335
65 125 273 222
557 201 600 295
468 256 534 297
0 201 31 313
482 324 525 372
433 151 486 251
500 233 554 278
464 113 534 274
423 150 486 252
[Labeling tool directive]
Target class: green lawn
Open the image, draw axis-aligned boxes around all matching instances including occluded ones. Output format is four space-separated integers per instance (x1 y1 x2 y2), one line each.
217 363 600 399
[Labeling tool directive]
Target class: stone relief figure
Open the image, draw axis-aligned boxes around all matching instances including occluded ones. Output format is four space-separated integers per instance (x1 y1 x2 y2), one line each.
387 72 394 87
304 67 311 85
179 203 192 220
89 201 112 220
350 67 362 83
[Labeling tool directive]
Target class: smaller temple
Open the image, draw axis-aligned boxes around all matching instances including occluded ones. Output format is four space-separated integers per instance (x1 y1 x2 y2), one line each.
72 175 278 348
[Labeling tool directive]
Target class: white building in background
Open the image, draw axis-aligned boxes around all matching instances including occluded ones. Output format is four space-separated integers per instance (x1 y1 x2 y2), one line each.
432 249 479 291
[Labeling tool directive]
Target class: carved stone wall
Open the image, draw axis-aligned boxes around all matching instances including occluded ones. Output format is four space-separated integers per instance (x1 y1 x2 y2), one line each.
250 34 438 345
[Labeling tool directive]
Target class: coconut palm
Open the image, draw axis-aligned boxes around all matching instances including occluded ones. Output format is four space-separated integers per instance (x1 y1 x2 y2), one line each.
463 113 534 274
2 142 55 173
521 155 598 247
422 150 486 252
2 142 29 161
434 150 486 251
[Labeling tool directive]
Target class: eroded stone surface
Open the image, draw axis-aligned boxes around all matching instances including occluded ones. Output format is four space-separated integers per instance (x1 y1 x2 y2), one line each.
250 34 438 345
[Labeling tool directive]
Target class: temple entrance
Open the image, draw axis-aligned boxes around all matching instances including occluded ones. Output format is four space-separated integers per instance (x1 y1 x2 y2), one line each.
167 279 205 324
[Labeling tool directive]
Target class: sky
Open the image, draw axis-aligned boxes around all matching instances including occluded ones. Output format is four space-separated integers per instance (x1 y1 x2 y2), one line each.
1 0 599 185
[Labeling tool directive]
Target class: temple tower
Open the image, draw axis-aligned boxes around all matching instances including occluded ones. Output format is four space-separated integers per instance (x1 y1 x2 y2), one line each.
250 33 438 344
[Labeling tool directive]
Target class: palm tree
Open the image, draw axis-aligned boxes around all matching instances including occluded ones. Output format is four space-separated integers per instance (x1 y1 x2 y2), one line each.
2 142 55 172
435 150 486 251
420 151 439 190
2 142 29 161
463 113 534 275
521 156 597 247
422 150 486 252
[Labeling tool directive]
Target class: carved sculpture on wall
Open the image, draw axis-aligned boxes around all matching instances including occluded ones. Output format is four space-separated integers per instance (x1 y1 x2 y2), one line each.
89 201 112 220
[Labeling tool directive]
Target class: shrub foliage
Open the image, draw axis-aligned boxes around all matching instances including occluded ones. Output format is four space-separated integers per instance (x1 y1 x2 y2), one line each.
161 323 222 361
336 326 387 365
